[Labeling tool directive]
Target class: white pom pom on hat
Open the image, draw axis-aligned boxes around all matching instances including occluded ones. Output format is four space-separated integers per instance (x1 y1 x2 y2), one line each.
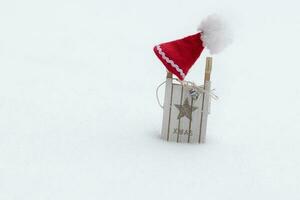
197 14 233 54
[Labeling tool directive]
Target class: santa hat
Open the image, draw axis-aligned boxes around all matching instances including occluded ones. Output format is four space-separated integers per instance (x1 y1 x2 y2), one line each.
153 14 232 80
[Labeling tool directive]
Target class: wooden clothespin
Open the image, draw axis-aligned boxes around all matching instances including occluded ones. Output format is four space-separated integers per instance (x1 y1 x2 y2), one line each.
166 71 173 79
204 57 212 85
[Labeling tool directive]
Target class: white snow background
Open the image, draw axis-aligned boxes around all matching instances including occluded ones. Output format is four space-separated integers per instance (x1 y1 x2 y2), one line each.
1 0 300 199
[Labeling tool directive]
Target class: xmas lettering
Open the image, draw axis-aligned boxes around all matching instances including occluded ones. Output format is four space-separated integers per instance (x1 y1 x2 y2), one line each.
173 128 193 136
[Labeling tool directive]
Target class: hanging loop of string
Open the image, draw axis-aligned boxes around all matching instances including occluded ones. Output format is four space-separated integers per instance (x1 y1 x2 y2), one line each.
156 80 167 108
156 78 218 109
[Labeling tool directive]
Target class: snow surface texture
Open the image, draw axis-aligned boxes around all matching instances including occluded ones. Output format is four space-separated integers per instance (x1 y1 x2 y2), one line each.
0 0 300 200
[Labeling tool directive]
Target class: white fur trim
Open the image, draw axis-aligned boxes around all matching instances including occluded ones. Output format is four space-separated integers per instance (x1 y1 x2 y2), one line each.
197 14 232 54
156 45 185 79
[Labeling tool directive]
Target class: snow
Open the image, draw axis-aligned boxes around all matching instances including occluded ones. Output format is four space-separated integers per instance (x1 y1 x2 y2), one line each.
1 0 300 199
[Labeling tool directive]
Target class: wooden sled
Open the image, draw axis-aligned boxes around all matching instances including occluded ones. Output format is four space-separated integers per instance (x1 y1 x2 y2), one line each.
161 57 213 143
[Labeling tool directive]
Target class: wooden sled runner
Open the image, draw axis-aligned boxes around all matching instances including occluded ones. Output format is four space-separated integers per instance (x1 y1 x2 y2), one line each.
161 57 213 143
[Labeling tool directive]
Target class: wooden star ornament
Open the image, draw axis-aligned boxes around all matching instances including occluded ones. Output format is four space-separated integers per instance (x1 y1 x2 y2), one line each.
174 98 198 120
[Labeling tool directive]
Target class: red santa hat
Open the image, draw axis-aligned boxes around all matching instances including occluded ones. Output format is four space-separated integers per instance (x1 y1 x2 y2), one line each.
153 14 232 80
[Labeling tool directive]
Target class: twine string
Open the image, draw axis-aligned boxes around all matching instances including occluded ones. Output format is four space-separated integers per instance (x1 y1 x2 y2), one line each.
156 78 218 109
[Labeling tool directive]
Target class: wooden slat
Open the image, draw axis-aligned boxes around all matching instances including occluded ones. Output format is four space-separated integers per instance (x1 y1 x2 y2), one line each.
198 57 213 143
168 84 183 142
199 81 211 143
188 92 204 143
161 73 173 140
177 88 190 143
